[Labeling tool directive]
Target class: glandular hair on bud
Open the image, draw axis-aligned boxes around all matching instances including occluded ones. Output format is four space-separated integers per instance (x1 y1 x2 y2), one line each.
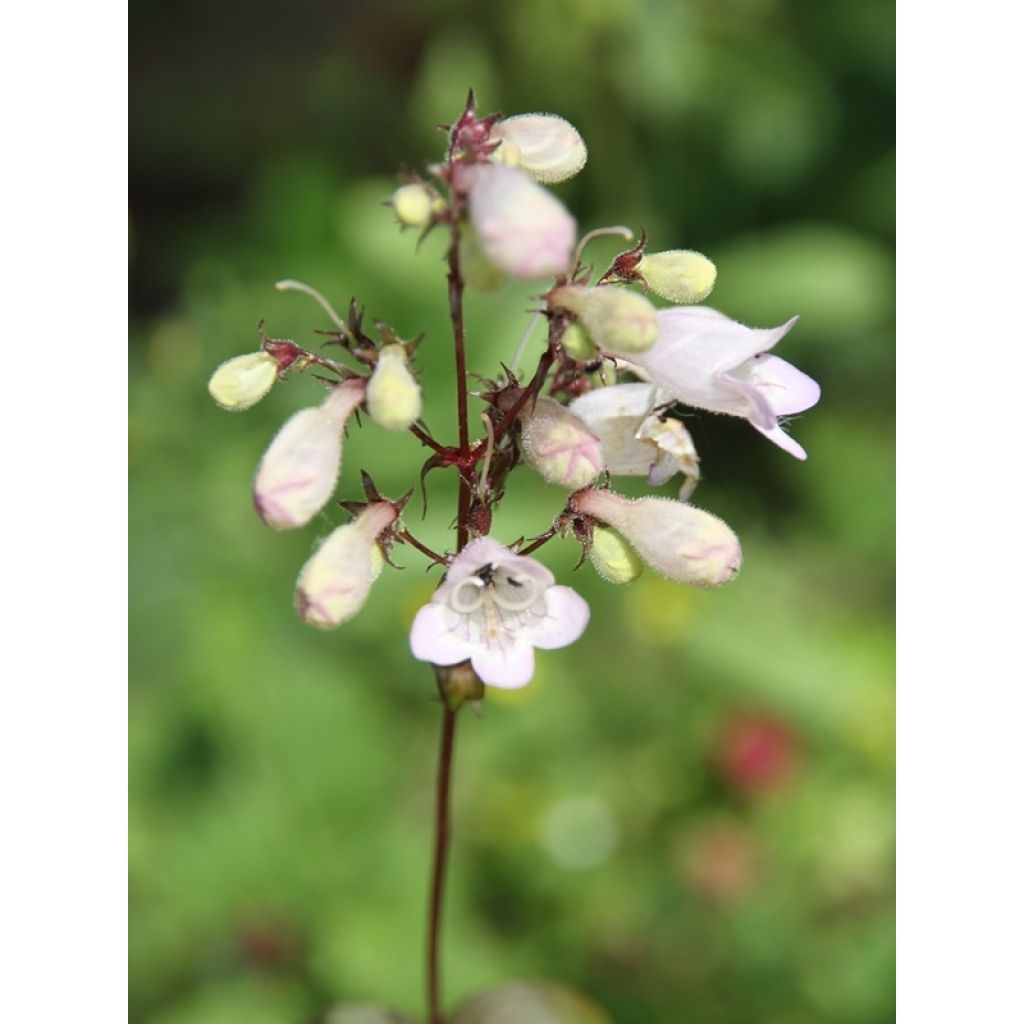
521 397 604 490
561 321 597 361
574 489 741 588
638 250 717 305
391 184 434 228
366 344 422 431
294 503 395 629
549 285 659 354
589 525 643 585
208 351 279 411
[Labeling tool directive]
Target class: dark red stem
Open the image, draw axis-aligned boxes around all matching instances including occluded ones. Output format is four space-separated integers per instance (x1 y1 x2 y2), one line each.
427 707 457 1024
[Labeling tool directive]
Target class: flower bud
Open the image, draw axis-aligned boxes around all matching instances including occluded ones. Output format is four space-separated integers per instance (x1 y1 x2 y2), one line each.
294 502 396 629
391 183 435 227
459 224 505 293
573 489 741 588
520 397 604 489
560 321 596 361
253 379 365 530
366 344 422 431
589 525 643 585
490 114 587 184
208 351 279 411
467 165 576 280
637 250 717 304
549 286 659 354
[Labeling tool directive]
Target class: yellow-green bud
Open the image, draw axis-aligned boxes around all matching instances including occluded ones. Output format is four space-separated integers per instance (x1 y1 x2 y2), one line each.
549 286 659 354
459 224 505 293
391 184 434 228
637 250 717 304
561 321 597 361
366 344 422 431
589 526 643 585
208 351 278 411
520 397 604 489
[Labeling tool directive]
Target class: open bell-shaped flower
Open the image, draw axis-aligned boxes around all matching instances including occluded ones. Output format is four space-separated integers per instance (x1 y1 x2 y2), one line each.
253 378 365 530
410 537 590 689
573 488 741 588
464 164 576 280
520 397 604 490
606 307 820 460
489 113 587 184
294 502 396 629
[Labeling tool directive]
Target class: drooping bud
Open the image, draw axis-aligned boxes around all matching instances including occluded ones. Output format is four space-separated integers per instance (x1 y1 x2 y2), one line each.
390 183 435 228
366 344 422 431
560 321 597 361
589 525 643 585
208 351 279 411
637 250 717 304
520 397 604 489
490 114 588 184
466 165 576 280
294 502 396 629
573 488 741 588
459 224 505 293
548 286 659 354
253 378 365 530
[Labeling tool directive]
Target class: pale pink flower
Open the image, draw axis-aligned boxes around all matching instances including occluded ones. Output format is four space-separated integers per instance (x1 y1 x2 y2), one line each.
607 307 820 460
489 113 587 184
410 537 590 689
464 165 576 280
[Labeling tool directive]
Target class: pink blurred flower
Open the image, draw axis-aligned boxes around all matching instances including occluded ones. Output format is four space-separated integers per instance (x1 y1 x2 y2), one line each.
714 712 800 795
410 537 589 689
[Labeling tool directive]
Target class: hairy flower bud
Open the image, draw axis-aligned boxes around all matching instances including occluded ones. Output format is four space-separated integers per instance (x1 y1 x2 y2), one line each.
253 378 365 530
208 351 279 411
637 250 717 304
294 502 396 629
520 397 604 489
366 344 422 431
560 322 596 361
391 183 435 227
589 525 643 585
549 286 659 354
490 113 588 184
574 489 741 588
466 165 576 280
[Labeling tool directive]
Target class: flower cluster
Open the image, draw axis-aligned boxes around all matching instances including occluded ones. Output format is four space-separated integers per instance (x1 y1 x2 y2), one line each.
208 94 820 694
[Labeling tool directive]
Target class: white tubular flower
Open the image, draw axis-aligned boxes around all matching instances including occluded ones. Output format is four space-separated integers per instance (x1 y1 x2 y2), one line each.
410 537 590 689
573 489 741 588
490 113 587 184
636 250 717 305
366 344 422 431
208 351 279 411
466 165 576 280
294 502 396 629
606 307 820 460
549 285 660 354
569 382 700 498
589 525 643 585
253 378 365 530
520 397 604 490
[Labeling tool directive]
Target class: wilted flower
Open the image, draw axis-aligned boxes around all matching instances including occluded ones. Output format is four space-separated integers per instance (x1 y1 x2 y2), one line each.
549 285 659 354
490 113 587 184
520 397 604 490
465 164 576 280
573 488 741 588
410 537 590 689
635 249 717 305
366 344 422 431
294 502 396 629
608 307 819 459
208 351 279 411
569 382 700 498
253 378 365 530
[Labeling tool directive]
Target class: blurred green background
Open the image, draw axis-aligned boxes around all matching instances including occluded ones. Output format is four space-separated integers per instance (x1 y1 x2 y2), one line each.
129 0 894 1021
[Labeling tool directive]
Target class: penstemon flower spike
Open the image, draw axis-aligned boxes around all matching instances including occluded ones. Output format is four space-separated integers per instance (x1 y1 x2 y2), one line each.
206 90 819 1023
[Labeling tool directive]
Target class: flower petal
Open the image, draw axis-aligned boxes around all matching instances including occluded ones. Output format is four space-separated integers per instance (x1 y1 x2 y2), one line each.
471 642 536 689
528 585 590 650
729 353 821 416
491 113 587 184
410 604 474 666
752 422 809 460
